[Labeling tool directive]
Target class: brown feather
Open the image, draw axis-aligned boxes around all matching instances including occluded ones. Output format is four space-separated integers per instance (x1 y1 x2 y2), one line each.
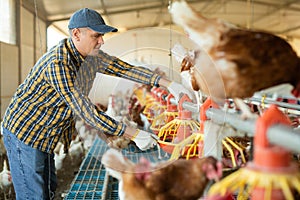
171 1 300 99
212 29 300 98
102 149 221 200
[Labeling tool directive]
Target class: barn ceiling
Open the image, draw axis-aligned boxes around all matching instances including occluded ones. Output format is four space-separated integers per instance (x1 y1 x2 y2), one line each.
22 0 300 40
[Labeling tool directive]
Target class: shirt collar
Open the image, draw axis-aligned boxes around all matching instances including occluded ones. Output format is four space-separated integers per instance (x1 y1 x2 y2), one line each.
67 38 85 66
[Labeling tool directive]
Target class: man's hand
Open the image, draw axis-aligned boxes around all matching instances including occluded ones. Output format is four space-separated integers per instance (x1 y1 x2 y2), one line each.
131 130 157 151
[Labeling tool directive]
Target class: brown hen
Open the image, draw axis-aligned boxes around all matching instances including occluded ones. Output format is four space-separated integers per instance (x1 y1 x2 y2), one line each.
102 149 222 200
170 1 300 102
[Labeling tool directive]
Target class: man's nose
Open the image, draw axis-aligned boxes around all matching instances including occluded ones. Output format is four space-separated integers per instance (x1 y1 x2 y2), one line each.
98 36 104 45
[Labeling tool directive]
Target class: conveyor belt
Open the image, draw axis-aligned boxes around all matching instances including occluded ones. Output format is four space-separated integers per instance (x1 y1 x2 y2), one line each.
64 137 169 200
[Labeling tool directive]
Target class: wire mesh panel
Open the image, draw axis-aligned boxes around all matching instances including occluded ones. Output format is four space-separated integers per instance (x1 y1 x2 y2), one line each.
64 136 169 200
64 138 112 200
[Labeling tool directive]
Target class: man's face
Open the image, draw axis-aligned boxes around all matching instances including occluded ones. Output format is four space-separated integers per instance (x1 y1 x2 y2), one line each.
75 28 104 56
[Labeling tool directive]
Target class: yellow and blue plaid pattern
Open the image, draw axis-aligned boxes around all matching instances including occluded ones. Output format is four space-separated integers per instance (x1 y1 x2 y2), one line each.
2 38 160 153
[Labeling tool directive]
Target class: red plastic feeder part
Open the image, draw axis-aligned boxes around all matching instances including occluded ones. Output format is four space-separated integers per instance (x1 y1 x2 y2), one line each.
150 94 178 135
158 94 201 157
250 104 297 200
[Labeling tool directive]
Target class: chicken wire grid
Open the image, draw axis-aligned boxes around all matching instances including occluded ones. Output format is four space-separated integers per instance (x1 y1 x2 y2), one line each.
64 136 169 200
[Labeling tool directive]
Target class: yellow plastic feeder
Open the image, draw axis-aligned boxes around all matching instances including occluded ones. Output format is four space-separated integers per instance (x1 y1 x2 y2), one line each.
157 95 203 159
143 87 166 124
150 93 178 135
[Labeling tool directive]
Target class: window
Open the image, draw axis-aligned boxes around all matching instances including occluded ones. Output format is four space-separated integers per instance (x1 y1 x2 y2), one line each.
47 25 67 50
0 0 16 44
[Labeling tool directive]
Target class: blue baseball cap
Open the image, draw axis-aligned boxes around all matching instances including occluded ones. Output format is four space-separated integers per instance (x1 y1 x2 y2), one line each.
68 8 118 34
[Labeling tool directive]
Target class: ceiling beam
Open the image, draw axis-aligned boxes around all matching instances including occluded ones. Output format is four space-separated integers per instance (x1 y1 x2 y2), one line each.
250 0 299 24
21 0 47 21
47 0 205 23
233 0 300 11
100 0 112 24
277 24 300 35
151 0 169 27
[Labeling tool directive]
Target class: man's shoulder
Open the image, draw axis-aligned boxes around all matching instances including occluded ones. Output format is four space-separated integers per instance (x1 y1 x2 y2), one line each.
48 38 71 61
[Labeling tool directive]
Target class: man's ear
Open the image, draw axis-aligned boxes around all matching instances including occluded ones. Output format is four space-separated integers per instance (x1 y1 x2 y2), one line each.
72 28 80 41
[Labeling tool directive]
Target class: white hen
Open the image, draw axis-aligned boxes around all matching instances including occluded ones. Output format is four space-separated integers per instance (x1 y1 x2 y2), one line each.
54 142 66 171
69 135 84 165
0 159 12 193
106 95 116 117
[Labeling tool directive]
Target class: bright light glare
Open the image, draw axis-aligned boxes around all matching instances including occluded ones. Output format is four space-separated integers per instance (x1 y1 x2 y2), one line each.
47 25 67 50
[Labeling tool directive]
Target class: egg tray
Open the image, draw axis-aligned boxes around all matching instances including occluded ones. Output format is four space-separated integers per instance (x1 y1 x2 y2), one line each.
64 137 168 200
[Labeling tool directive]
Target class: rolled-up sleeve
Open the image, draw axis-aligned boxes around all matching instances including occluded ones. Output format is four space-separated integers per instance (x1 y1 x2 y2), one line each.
87 50 161 87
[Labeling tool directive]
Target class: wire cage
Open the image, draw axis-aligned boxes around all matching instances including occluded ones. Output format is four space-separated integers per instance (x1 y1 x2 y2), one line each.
64 137 169 200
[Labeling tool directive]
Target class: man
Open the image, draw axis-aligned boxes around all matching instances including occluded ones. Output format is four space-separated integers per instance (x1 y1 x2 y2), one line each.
1 8 193 199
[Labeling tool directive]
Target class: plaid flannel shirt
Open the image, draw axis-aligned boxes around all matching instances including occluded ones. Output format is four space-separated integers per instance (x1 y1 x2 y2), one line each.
1 38 160 153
